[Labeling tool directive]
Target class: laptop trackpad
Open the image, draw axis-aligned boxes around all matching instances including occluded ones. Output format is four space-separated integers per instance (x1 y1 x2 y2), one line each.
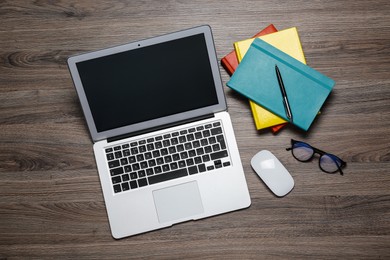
153 181 204 223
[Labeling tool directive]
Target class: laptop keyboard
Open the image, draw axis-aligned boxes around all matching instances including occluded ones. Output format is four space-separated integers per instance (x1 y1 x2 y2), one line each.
105 120 231 194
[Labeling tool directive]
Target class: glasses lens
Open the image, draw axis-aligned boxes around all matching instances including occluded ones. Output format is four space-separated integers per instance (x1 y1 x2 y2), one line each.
292 142 314 161
320 154 340 173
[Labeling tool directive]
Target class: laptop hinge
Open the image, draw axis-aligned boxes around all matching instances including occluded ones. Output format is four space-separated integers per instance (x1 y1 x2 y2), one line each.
107 113 215 143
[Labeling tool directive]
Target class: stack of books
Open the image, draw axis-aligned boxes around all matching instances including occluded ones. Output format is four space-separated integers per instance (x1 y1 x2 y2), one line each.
221 24 335 132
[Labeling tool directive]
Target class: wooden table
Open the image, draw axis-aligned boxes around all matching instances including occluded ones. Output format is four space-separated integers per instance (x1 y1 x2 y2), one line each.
1 1 389 258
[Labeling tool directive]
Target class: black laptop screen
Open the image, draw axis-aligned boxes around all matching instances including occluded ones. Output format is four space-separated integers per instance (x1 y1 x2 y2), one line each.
76 33 218 133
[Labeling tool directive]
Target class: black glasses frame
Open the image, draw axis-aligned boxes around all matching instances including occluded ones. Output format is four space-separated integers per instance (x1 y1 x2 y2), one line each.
286 139 347 175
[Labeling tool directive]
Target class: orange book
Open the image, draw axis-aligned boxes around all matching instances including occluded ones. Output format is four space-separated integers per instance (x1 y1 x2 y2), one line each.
221 24 277 76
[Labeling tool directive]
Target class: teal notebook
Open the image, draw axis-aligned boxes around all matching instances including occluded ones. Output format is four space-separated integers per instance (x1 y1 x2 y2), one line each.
227 38 335 131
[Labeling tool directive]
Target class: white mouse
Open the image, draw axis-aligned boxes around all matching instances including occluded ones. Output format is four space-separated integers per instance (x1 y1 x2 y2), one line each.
251 150 294 197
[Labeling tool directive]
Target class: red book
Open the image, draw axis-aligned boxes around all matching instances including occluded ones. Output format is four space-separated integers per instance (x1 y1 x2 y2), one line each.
221 24 286 133
221 24 277 76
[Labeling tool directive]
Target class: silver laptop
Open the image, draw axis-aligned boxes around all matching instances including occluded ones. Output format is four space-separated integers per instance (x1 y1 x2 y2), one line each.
67 25 251 238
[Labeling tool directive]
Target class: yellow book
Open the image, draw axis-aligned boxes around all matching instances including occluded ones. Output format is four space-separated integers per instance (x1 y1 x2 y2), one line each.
234 27 306 130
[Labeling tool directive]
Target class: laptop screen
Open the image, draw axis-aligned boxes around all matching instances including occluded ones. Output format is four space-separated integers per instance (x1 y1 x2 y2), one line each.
76 34 218 133
68 26 226 142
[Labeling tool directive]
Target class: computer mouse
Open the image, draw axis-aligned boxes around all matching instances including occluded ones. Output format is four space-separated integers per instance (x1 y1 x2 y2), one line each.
251 150 294 197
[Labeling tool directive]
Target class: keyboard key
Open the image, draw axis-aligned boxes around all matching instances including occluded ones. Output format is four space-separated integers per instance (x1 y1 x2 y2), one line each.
106 153 114 161
114 146 121 151
136 154 144 162
146 168 154 176
186 158 194 166
154 166 162 174
113 184 122 193
170 162 178 170
152 150 160 158
187 134 195 141
179 136 186 143
223 161 231 167
110 167 124 176
144 152 152 160
177 144 184 152
140 161 148 169
189 166 198 175
120 158 128 165
139 145 146 153
168 146 176 154
148 168 188 185
114 151 123 159
161 148 168 156
192 140 200 148
188 150 196 157
132 163 140 171
178 160 186 168
210 150 228 160
155 141 162 149
196 148 204 155
147 143 154 151
156 158 164 165
217 135 226 149
163 140 170 147
105 148 113 153
202 154 210 162
122 174 130 182
194 156 202 164
131 147 138 155
171 137 179 145
138 178 148 187
211 127 223 135
130 172 138 180
202 130 211 137
112 176 121 184
121 182 130 191
138 170 146 178
162 164 170 172
108 160 120 168
172 154 180 161
123 149 131 156
128 156 136 163
185 142 192 150
148 159 156 167
129 180 138 189
198 164 206 172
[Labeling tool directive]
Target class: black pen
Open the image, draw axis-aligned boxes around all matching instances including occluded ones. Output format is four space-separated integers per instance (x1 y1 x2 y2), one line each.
275 65 293 122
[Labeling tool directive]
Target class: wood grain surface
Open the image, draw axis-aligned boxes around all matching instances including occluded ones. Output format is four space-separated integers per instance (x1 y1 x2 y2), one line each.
1 0 389 259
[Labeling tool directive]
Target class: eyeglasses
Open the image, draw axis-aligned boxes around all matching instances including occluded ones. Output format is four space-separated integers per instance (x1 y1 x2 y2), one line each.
286 139 346 175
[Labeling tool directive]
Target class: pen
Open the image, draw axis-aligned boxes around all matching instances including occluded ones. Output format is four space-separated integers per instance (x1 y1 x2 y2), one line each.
275 65 293 122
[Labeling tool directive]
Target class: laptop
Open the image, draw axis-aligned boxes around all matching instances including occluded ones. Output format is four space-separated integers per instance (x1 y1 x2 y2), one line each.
67 25 251 239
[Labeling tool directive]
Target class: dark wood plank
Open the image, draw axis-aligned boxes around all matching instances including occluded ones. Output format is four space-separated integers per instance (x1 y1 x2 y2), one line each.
1 0 389 259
